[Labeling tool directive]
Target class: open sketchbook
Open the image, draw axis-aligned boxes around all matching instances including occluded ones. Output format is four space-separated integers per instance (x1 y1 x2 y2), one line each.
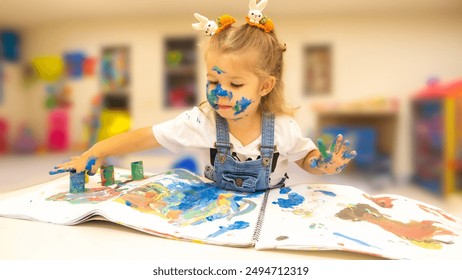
0 168 461 260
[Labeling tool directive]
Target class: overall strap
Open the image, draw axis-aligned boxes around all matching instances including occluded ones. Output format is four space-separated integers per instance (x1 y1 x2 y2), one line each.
214 113 232 155
260 113 276 165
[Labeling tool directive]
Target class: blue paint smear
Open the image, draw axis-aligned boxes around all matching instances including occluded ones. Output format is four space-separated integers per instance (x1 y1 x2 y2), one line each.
207 82 234 108
233 97 253 115
208 221 249 238
213 83 233 100
49 168 75 175
162 178 262 225
85 157 97 171
333 232 381 249
230 197 240 212
309 157 319 168
171 183 223 212
206 81 218 109
212 66 225 74
272 192 305 209
125 169 264 227
279 187 292 194
315 190 336 197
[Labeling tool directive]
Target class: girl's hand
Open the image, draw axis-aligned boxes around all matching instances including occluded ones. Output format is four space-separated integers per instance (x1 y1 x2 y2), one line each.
309 134 357 174
52 150 105 175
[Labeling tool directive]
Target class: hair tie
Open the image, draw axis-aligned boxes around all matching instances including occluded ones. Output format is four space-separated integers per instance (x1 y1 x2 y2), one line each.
192 13 236 36
246 0 274 33
215 15 237 34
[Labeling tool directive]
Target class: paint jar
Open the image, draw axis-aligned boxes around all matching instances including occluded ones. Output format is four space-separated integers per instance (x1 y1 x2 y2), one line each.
70 170 85 193
100 165 115 186
131 161 144 180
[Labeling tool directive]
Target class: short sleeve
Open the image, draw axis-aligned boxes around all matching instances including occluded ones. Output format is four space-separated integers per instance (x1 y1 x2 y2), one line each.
152 107 215 153
274 115 317 162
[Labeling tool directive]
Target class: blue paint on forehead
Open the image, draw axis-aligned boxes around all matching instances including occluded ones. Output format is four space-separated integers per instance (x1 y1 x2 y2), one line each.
212 66 225 74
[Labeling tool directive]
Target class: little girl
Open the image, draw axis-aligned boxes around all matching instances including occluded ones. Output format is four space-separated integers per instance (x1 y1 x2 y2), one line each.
56 2 356 192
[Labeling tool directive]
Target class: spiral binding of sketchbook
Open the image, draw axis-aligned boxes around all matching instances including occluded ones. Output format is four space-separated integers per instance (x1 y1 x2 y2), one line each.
251 191 269 243
0 168 461 259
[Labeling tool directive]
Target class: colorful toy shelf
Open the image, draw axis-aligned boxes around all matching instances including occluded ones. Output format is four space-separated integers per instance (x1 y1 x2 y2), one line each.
412 78 462 196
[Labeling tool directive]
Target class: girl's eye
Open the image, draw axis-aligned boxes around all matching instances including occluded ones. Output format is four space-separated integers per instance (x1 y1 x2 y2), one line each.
208 80 218 85
231 83 243 88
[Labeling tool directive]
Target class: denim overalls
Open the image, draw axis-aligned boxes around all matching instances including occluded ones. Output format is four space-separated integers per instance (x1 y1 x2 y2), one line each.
204 112 284 192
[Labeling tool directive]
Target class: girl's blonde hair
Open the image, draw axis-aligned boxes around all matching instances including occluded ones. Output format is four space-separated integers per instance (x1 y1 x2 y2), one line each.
202 24 297 116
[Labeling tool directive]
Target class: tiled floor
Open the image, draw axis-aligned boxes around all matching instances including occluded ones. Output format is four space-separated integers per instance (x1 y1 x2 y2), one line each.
1 149 462 219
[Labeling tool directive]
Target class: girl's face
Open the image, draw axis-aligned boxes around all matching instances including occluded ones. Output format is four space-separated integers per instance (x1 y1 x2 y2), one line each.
205 51 271 121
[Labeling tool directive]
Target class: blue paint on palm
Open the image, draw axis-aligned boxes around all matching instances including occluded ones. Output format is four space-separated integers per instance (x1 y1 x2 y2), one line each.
317 138 331 160
310 157 319 168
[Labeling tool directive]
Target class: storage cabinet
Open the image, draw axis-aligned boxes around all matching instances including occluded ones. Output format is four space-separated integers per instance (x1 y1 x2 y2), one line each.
163 37 197 108
412 79 462 196
316 110 398 177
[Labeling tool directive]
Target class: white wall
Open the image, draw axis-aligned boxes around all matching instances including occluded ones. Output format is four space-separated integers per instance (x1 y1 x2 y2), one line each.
278 13 462 180
3 12 462 180
20 17 200 148
0 63 26 145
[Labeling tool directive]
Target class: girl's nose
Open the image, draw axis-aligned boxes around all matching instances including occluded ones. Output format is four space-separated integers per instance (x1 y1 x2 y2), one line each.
214 84 233 100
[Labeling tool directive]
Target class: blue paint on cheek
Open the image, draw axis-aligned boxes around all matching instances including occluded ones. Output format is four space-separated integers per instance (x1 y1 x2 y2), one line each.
214 84 232 99
206 83 233 108
206 81 219 109
233 97 253 115
273 192 305 209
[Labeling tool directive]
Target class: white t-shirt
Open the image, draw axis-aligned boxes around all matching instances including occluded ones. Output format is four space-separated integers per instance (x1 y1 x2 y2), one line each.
152 106 316 187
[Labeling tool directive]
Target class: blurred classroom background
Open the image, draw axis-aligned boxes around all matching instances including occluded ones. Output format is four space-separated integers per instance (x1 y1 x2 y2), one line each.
1 0 462 213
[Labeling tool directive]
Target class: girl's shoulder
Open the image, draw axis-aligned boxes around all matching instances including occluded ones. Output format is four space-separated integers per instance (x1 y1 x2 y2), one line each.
197 103 216 123
274 114 301 131
176 106 215 130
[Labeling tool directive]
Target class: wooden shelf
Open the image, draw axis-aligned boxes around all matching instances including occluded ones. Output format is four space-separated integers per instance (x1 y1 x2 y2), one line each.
315 109 398 175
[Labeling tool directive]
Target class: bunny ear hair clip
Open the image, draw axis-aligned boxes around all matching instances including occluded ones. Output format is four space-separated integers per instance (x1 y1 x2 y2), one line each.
192 13 236 36
246 0 274 33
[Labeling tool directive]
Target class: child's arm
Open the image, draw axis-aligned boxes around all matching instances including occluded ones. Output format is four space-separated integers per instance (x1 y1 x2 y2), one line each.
296 134 357 175
55 127 160 174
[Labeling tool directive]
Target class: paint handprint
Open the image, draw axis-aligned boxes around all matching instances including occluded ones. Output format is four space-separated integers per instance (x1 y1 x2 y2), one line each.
309 134 357 174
